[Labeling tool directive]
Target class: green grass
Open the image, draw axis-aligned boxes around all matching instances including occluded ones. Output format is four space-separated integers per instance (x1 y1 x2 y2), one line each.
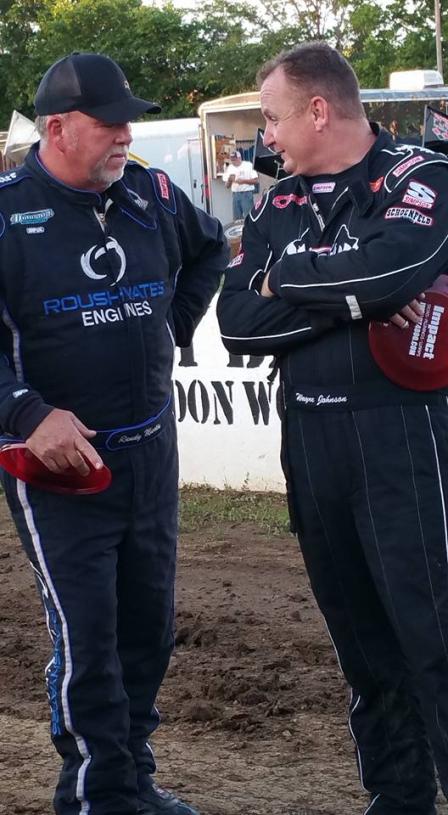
179 485 290 536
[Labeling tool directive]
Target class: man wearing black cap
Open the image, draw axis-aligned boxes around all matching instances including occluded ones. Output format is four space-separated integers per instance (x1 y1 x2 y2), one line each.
0 53 228 815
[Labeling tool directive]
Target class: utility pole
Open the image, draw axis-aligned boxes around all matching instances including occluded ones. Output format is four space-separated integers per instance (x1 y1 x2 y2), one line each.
435 0 444 79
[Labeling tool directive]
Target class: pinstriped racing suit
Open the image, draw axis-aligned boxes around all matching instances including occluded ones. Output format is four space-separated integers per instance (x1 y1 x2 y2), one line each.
218 125 448 814
0 144 228 815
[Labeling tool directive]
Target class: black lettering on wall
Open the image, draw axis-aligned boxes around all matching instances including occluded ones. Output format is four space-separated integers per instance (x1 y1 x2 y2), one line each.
179 344 197 367
188 380 210 424
174 378 282 425
227 353 267 369
174 380 187 422
243 380 274 425
211 381 234 425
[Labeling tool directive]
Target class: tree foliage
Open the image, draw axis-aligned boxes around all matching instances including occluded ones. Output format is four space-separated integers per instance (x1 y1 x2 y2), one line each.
0 0 446 130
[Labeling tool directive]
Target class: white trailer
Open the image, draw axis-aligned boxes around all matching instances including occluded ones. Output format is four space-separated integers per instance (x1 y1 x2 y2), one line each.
130 117 204 209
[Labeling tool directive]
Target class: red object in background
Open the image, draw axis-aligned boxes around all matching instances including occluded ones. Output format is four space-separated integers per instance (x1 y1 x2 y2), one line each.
0 443 112 494
369 290 448 390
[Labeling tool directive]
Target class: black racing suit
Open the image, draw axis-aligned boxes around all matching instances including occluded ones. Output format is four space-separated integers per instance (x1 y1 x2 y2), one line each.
218 126 448 814
0 144 228 815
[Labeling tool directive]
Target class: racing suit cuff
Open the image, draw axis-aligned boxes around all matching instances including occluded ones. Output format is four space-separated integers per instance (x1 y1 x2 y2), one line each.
9 395 54 440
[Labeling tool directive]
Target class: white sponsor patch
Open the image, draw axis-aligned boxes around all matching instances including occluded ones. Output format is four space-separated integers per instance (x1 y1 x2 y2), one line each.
312 182 335 193
392 155 424 177
402 179 436 210
12 389 29 398
26 226 45 234
385 207 433 226
0 171 17 184
228 252 244 268
295 392 348 406
346 295 362 320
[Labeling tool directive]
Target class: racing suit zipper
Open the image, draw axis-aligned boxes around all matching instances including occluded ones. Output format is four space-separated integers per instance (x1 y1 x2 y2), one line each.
314 189 353 247
92 203 148 424
310 200 325 232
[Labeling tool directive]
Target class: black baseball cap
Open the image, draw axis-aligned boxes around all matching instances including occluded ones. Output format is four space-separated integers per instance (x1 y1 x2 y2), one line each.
34 52 161 123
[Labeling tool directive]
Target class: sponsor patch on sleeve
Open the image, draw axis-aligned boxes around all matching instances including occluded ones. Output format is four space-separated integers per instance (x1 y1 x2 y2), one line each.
228 252 244 268
392 155 424 177
385 206 433 226
401 179 436 210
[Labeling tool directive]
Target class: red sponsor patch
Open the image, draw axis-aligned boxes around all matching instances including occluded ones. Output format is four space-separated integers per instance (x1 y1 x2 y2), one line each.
156 172 170 200
392 155 424 177
369 176 384 193
272 193 307 209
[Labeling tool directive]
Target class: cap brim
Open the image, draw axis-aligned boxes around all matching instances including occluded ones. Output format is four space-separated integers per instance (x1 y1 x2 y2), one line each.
369 290 448 390
78 96 161 123
0 444 112 494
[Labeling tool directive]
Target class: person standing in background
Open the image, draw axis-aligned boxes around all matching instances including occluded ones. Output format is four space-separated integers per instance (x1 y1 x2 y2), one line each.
222 149 258 220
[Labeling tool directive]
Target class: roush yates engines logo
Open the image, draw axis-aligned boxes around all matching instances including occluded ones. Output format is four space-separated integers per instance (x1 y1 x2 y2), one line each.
81 237 126 285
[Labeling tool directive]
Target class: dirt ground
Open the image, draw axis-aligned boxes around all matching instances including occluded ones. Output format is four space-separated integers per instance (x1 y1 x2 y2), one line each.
0 491 443 815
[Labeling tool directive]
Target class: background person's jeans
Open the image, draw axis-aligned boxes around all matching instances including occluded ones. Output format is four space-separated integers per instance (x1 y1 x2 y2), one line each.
232 191 254 220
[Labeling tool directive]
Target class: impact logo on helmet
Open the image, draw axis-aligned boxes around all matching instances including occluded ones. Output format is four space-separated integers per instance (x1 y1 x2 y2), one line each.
81 238 126 286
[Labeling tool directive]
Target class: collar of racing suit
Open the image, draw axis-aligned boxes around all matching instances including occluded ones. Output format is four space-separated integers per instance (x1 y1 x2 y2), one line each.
296 122 392 218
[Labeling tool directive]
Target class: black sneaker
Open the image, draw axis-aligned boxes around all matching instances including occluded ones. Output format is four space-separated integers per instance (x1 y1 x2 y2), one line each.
138 778 199 815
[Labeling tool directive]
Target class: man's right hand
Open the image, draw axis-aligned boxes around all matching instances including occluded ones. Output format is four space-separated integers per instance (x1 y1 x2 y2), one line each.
26 409 104 475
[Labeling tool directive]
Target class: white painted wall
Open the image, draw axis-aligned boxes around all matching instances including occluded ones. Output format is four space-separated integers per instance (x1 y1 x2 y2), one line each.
173 294 284 491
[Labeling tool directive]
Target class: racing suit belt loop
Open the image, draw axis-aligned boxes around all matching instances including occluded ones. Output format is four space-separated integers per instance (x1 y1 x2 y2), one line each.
94 396 172 451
